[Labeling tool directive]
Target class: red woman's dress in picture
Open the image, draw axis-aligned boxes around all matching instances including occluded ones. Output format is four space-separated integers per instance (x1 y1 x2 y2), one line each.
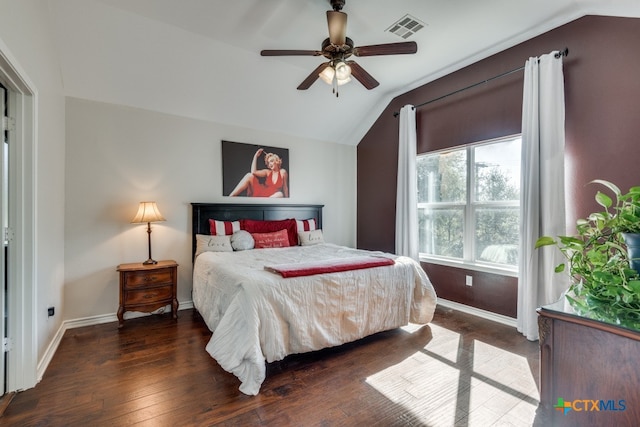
222 141 290 198
248 169 285 197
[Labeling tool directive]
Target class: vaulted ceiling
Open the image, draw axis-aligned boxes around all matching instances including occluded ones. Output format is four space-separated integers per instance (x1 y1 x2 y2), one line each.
47 0 640 145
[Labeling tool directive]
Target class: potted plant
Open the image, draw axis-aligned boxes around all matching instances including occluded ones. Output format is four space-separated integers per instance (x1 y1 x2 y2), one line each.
535 180 640 330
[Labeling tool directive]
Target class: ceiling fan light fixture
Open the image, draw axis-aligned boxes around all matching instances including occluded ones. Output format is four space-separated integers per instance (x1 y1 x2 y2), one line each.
319 63 351 87
336 75 351 86
318 66 335 85
334 60 352 80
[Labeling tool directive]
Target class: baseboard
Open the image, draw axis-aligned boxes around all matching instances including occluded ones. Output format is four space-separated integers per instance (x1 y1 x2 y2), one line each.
437 298 517 328
36 301 195 382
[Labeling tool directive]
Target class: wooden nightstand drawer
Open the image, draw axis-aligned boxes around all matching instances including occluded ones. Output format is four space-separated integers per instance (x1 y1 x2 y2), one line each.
124 268 173 288
117 260 179 328
125 285 173 305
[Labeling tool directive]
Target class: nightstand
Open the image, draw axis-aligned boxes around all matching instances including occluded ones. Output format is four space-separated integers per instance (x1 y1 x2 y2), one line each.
117 260 178 328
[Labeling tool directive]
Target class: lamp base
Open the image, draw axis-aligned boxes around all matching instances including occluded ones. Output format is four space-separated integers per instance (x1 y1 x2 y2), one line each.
143 259 158 265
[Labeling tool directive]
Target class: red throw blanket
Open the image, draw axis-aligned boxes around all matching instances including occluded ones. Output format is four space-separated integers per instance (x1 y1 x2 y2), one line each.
264 256 395 278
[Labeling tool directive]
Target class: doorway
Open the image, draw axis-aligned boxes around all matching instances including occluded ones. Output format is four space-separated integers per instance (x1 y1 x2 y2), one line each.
0 43 37 394
0 83 6 396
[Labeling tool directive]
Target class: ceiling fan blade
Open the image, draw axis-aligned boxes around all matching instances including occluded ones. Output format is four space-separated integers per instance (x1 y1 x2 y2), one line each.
347 61 379 90
326 10 347 46
353 41 417 57
297 62 330 90
261 50 322 56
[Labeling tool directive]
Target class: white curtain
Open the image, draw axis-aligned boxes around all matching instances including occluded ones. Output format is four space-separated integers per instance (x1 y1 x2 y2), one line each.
518 52 569 340
396 104 418 260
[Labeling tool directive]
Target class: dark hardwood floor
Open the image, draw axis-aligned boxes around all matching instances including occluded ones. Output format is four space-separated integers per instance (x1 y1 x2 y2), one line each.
1 306 540 426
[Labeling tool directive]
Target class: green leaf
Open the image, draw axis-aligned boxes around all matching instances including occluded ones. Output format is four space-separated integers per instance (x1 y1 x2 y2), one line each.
535 236 556 248
604 241 627 254
566 294 589 311
590 179 621 198
620 212 640 222
628 186 640 196
558 236 583 245
592 270 615 284
595 191 613 209
554 263 565 273
627 280 640 294
558 236 585 251
587 212 610 227
622 268 639 280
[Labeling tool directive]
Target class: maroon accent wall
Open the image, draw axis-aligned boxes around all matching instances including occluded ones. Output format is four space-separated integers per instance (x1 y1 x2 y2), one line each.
423 264 517 318
357 15 640 316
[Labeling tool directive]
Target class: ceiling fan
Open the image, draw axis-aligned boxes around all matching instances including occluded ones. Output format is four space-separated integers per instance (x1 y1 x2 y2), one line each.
260 0 418 96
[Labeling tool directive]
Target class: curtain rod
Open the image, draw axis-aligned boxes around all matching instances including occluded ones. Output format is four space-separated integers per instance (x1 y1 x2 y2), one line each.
392 47 569 117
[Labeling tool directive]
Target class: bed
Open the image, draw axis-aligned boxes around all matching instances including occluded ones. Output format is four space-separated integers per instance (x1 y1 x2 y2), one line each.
191 203 437 395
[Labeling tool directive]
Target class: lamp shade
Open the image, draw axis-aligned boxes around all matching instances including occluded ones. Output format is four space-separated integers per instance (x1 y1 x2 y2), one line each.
318 64 351 86
318 65 335 85
334 61 352 80
131 201 166 224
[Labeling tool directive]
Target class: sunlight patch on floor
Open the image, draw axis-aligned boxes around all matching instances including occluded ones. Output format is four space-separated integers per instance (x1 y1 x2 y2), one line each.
366 353 463 426
472 340 540 400
365 324 539 426
400 323 425 333
417 322 463 364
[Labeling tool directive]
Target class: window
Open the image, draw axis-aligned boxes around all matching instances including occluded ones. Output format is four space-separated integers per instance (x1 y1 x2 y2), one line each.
417 135 521 271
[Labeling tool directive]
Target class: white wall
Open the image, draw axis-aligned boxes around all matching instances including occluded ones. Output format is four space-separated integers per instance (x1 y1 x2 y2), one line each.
0 0 66 372
0 0 356 381
64 97 356 320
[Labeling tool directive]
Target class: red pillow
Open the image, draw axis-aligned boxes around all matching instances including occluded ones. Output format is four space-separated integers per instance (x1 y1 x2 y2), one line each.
241 219 298 246
252 229 290 249
209 219 240 236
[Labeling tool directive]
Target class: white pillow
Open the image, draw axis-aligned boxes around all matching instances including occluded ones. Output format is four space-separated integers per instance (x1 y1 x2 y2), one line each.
231 230 255 251
296 218 317 233
195 234 233 257
298 229 324 246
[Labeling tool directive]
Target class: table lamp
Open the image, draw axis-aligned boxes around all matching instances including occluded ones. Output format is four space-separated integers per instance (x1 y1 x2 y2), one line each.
131 201 166 265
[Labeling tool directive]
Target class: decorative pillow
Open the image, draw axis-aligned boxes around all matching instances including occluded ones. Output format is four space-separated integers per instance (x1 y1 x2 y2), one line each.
251 229 291 249
231 230 254 251
209 219 240 236
298 229 324 246
195 234 233 257
241 219 298 246
296 218 317 233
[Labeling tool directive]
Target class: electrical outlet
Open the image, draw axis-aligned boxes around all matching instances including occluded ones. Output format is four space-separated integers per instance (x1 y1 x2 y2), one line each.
48 307 55 317
465 275 473 287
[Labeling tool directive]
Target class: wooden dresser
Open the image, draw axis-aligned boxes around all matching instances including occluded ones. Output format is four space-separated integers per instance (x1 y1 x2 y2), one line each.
117 260 178 327
536 299 640 426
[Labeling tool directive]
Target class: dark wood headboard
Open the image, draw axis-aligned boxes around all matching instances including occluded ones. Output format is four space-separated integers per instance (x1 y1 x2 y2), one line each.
191 203 324 260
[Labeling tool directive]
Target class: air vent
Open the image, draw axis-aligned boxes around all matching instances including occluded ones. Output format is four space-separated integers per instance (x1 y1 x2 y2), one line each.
386 14 426 39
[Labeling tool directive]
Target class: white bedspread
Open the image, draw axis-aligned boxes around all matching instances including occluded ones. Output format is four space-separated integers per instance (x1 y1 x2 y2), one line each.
192 243 437 395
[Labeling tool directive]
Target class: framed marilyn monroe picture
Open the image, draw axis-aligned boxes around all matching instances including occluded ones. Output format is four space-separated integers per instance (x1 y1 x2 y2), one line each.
222 140 290 198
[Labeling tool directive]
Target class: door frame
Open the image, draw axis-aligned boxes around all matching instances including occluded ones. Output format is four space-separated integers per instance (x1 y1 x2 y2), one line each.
0 40 37 393
0 84 5 396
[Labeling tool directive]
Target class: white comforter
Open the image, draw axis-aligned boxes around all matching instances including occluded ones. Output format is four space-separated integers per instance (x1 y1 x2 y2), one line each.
192 243 437 395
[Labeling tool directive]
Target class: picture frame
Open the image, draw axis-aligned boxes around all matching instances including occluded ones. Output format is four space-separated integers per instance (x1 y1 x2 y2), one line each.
222 140 290 198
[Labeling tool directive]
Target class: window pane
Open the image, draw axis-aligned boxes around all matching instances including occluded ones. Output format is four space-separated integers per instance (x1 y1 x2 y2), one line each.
475 207 519 266
474 138 521 202
418 207 464 258
417 150 467 203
